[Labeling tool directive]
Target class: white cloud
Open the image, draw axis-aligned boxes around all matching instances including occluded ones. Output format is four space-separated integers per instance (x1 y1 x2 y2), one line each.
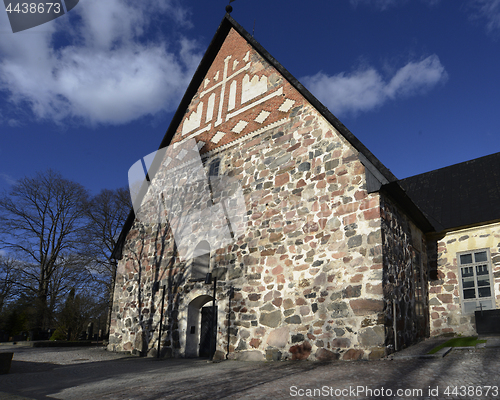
350 0 402 9
0 172 17 185
301 55 448 117
469 0 500 33
0 0 201 125
7 119 21 127
350 0 441 9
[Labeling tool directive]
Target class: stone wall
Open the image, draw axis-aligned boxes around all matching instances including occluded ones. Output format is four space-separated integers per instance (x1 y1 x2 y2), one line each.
213 118 386 362
108 109 387 360
427 222 500 336
380 194 428 353
108 27 388 361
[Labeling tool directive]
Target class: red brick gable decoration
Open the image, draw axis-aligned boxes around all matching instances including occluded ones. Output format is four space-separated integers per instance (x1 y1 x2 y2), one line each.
171 28 304 155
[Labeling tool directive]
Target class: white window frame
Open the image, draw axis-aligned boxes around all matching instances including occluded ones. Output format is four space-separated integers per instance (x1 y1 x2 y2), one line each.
457 248 496 315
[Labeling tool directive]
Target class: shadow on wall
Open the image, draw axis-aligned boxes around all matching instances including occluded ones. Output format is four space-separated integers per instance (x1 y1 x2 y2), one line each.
117 152 242 358
120 186 191 357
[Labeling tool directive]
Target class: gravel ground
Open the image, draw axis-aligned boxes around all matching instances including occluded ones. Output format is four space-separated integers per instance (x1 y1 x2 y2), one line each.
1 339 500 400
0 343 132 372
0 337 447 367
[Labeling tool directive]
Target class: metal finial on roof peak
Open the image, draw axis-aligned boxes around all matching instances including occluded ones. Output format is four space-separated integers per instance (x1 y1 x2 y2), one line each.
226 0 235 14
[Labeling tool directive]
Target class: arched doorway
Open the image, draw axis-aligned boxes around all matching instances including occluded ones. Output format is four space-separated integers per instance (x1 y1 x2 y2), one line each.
185 295 217 358
185 241 217 358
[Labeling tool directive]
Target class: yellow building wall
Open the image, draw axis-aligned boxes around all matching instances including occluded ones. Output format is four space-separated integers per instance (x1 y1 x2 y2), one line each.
428 221 500 336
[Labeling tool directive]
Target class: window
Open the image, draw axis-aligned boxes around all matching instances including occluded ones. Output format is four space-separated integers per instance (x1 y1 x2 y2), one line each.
458 249 495 314
191 241 211 281
208 159 220 177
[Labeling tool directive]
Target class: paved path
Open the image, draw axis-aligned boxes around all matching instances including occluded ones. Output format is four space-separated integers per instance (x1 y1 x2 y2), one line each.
0 339 499 399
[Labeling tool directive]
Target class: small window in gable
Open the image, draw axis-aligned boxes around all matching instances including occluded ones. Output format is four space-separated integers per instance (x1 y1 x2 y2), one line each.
457 249 496 314
208 158 220 177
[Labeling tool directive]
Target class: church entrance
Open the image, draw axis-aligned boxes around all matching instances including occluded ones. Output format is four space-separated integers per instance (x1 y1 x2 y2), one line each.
199 305 217 358
185 295 216 357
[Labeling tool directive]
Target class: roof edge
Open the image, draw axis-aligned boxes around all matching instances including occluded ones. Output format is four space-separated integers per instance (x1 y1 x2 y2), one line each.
222 15 398 184
400 152 500 181
111 13 400 259
426 218 500 238
111 15 233 260
380 181 437 233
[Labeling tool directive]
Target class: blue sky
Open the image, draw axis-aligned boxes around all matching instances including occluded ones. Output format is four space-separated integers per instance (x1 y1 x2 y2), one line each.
0 0 499 196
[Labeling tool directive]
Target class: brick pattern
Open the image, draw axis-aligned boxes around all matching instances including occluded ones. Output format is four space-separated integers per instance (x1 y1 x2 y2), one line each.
172 28 303 156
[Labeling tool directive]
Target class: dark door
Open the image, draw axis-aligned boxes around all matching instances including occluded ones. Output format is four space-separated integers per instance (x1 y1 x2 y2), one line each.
413 250 429 339
199 306 217 358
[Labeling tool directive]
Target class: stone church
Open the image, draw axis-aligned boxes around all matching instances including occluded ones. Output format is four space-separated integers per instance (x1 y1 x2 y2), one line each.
107 13 500 361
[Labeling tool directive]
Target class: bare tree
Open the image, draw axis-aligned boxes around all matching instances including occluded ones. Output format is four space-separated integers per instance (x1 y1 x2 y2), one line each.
0 170 89 335
83 187 132 336
0 255 20 313
54 281 107 341
45 254 95 318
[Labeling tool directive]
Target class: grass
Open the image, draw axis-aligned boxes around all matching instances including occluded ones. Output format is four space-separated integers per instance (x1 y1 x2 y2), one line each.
428 336 487 354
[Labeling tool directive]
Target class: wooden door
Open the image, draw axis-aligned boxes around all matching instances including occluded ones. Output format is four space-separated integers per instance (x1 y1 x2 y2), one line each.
199 306 217 358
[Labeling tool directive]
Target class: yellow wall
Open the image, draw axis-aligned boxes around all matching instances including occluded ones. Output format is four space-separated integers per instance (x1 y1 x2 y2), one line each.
428 221 500 336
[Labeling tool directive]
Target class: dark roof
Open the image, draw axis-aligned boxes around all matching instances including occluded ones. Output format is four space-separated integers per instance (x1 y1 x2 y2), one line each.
398 152 500 232
111 13 398 259
379 181 435 233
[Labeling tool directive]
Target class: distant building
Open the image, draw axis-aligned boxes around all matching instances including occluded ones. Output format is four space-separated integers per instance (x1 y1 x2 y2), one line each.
107 14 500 361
